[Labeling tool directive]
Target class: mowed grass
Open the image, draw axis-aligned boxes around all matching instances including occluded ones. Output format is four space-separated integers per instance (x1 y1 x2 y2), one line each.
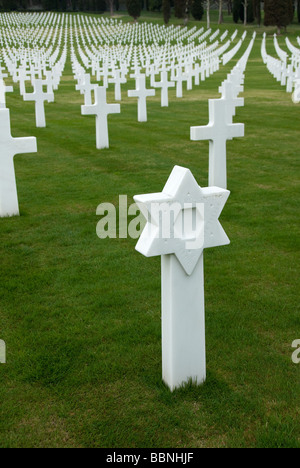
0 12 299 448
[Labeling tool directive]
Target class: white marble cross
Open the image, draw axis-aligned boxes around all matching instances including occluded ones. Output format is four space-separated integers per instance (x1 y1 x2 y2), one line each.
43 70 55 95
172 66 185 98
152 70 175 107
0 108 37 217
0 79 13 109
76 73 96 106
190 98 244 189
23 79 54 128
109 69 127 101
128 74 155 122
81 85 120 149
14 67 31 96
286 65 295 93
219 80 244 122
184 63 193 91
292 78 300 103
0 339 5 364
97 62 110 88
134 165 230 391
193 63 201 86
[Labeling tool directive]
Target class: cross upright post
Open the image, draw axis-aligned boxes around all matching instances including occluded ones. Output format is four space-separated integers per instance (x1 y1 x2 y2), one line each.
0 108 37 217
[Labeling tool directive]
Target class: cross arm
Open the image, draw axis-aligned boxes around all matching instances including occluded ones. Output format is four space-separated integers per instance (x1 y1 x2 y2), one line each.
12 136 37 157
23 92 35 102
107 103 121 115
146 89 156 97
190 123 215 141
227 122 245 140
234 97 244 108
81 104 97 116
128 90 139 98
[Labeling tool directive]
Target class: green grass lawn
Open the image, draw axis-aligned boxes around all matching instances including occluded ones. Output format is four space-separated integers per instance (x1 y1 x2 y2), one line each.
0 11 299 448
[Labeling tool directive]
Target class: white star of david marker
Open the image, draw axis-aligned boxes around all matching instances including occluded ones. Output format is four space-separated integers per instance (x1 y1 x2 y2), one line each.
134 165 230 276
134 165 230 390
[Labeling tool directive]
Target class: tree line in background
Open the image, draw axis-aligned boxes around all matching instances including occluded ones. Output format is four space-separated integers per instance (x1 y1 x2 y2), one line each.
0 0 299 31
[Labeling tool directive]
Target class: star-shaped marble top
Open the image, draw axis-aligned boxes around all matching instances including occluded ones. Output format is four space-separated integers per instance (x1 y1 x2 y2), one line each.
134 165 230 276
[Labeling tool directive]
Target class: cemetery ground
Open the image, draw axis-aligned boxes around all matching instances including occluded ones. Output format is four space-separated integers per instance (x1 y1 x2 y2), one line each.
0 12 299 448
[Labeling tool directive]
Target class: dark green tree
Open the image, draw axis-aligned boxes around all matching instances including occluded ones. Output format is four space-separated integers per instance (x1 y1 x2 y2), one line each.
298 0 300 22
233 0 254 24
149 0 162 10
264 0 293 34
60 0 67 10
106 0 113 14
288 0 294 22
2 0 18 9
252 0 261 25
126 0 142 20
239 0 254 23
183 0 192 24
233 0 240 22
191 0 203 20
162 0 171 23
174 0 185 17
43 0 56 9
96 0 106 10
